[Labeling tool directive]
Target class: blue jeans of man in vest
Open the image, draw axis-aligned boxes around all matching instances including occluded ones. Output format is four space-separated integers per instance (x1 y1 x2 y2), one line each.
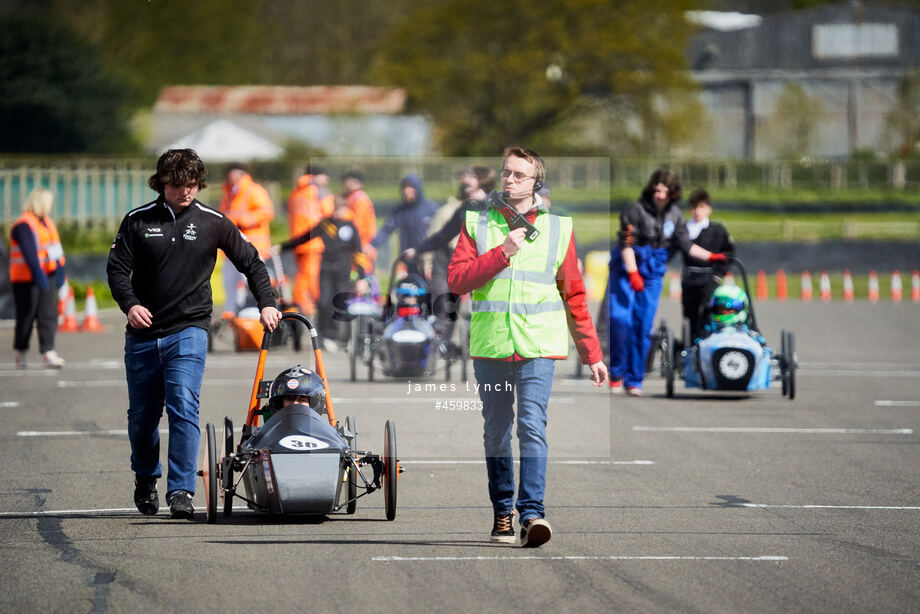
124 326 207 499
608 245 669 389
473 357 555 522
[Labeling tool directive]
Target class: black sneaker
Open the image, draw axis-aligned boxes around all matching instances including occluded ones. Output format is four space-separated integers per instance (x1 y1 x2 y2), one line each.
491 511 515 544
168 490 195 520
520 518 552 548
133 475 158 516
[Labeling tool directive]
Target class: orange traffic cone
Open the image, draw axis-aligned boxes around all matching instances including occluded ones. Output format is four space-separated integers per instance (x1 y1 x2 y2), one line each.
80 287 105 332
868 271 879 304
843 270 854 303
669 272 681 301
57 283 68 320
819 271 831 302
911 270 920 303
800 271 813 302
58 287 79 332
776 270 788 302
891 270 902 303
756 270 768 302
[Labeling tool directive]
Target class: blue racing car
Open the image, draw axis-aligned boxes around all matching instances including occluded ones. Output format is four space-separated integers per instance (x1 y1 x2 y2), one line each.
653 259 797 399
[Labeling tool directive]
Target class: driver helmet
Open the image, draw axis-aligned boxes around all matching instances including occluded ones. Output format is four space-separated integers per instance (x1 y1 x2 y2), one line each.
709 284 749 327
395 274 428 311
267 365 326 417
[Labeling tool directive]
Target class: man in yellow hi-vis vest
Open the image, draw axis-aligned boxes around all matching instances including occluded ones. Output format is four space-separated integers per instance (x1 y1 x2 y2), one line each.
448 147 608 548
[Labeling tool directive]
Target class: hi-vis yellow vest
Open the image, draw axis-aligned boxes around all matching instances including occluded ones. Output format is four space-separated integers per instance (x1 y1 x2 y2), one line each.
465 207 572 358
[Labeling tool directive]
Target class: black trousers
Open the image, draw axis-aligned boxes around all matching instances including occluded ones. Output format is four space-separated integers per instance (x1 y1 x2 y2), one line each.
12 272 59 353
318 266 353 343
428 250 458 340
681 280 717 340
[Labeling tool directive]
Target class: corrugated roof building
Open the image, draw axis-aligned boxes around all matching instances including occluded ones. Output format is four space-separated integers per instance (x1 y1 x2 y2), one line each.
688 2 920 159
147 85 431 161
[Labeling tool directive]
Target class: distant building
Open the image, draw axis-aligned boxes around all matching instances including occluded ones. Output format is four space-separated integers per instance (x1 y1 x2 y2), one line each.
688 3 920 159
147 85 433 161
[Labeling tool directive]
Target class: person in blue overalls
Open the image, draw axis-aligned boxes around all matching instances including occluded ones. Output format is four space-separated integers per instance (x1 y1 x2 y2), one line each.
608 169 728 396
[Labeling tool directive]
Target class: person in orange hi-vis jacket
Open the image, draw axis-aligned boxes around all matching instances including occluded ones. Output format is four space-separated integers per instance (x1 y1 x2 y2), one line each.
287 166 334 314
342 170 377 264
219 163 274 312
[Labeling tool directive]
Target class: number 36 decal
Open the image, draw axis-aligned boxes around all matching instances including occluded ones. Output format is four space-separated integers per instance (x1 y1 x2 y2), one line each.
279 435 330 451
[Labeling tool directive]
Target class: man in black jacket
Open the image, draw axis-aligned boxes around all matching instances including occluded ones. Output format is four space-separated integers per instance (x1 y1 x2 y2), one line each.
681 188 735 340
107 149 281 519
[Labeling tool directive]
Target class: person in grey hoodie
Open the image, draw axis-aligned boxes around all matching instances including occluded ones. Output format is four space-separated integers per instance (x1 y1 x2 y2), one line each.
371 173 438 275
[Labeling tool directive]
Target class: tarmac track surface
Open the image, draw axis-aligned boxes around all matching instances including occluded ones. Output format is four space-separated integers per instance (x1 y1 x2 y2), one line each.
0 300 918 613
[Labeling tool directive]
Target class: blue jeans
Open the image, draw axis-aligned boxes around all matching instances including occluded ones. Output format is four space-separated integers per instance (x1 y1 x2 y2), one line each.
608 270 663 389
473 358 555 522
125 326 207 498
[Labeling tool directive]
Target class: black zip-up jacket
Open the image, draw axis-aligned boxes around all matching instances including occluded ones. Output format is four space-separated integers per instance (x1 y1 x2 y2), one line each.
280 217 368 278
107 198 276 338
618 197 694 257
682 221 734 287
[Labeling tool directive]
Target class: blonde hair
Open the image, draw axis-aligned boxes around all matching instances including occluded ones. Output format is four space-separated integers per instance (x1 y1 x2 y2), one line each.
23 188 55 218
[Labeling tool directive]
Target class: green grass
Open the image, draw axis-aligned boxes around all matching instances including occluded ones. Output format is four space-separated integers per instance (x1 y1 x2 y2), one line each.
570 211 920 246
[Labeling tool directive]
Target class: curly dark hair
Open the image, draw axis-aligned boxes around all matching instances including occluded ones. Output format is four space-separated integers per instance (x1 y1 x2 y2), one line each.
148 149 208 195
640 168 681 206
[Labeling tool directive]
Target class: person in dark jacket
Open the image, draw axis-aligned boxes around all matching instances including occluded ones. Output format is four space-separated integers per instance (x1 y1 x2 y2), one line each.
279 195 371 347
107 149 281 520
402 166 497 338
681 188 735 340
608 170 728 396
9 188 66 369
371 173 438 275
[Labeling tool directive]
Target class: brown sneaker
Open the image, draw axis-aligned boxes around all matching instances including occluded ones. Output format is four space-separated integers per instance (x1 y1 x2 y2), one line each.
520 518 552 548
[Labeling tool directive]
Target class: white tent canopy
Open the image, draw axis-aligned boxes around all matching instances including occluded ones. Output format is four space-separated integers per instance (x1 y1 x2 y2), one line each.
166 119 284 162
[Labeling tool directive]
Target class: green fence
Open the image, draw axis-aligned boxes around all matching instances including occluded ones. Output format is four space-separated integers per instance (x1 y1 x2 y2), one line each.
2 158 919 226
0 164 156 224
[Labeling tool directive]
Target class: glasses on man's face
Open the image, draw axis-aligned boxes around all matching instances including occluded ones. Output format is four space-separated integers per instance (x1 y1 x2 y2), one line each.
500 169 535 182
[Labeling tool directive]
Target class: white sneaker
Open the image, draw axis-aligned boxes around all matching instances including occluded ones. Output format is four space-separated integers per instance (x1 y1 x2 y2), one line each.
42 350 65 369
14 351 27 369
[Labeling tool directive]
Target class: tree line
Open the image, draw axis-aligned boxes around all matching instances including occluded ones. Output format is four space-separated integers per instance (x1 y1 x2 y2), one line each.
0 0 916 157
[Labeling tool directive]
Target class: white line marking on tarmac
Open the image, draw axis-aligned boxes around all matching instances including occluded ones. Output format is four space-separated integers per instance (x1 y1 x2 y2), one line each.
742 503 920 510
632 426 913 435
806 362 920 370
0 402 19 407
56 379 243 388
400 460 653 465
0 506 247 517
18 429 146 437
801 369 920 378
875 400 920 407
47 383 578 404
331 397 575 404
373 555 788 562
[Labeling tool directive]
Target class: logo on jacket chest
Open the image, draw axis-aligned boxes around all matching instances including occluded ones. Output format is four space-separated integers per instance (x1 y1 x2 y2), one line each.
662 220 675 239
183 222 197 241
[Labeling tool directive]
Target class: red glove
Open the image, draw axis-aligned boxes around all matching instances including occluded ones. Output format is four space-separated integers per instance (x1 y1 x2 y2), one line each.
709 252 728 263
628 270 645 292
